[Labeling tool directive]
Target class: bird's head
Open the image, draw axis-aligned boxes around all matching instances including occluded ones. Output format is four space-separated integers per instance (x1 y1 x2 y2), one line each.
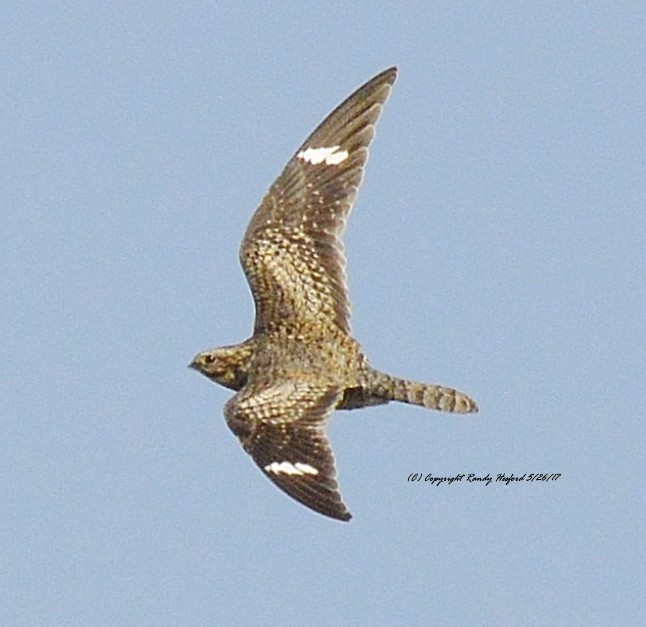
189 345 250 391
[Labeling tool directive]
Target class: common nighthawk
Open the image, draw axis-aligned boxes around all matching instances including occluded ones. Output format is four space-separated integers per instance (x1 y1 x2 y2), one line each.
190 67 478 522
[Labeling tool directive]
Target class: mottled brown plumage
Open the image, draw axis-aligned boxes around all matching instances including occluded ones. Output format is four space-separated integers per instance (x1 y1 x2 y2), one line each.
190 67 478 522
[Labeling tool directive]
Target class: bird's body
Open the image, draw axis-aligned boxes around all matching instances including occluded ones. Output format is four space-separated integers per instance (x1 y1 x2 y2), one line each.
191 67 478 521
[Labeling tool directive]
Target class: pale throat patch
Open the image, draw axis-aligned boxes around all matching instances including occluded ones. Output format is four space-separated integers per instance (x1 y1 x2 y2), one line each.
297 145 349 166
264 461 319 476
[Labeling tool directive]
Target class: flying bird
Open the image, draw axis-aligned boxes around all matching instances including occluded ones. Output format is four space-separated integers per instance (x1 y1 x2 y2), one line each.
190 67 478 522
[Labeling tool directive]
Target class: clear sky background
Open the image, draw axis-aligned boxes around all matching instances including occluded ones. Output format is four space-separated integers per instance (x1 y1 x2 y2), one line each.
2 3 644 626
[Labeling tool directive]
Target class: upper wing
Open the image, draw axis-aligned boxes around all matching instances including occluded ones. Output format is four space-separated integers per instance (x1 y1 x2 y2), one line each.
224 379 351 521
240 67 397 336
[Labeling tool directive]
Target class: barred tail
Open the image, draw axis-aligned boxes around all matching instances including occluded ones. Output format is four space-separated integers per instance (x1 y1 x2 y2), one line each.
368 369 479 414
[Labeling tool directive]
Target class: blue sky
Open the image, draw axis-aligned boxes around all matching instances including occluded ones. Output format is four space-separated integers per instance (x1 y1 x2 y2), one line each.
2 2 644 625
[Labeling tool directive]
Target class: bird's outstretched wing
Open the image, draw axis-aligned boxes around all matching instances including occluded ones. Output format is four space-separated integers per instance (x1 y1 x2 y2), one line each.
224 379 351 521
240 67 397 336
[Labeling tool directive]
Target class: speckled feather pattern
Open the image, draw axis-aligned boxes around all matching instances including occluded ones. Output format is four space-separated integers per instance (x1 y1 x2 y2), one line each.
190 68 478 522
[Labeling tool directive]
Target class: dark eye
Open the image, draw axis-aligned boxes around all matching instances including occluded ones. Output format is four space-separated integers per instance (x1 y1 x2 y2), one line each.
204 354 215 364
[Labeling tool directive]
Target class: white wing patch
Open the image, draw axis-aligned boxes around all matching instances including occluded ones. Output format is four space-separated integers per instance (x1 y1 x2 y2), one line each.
264 461 320 476
297 145 349 166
